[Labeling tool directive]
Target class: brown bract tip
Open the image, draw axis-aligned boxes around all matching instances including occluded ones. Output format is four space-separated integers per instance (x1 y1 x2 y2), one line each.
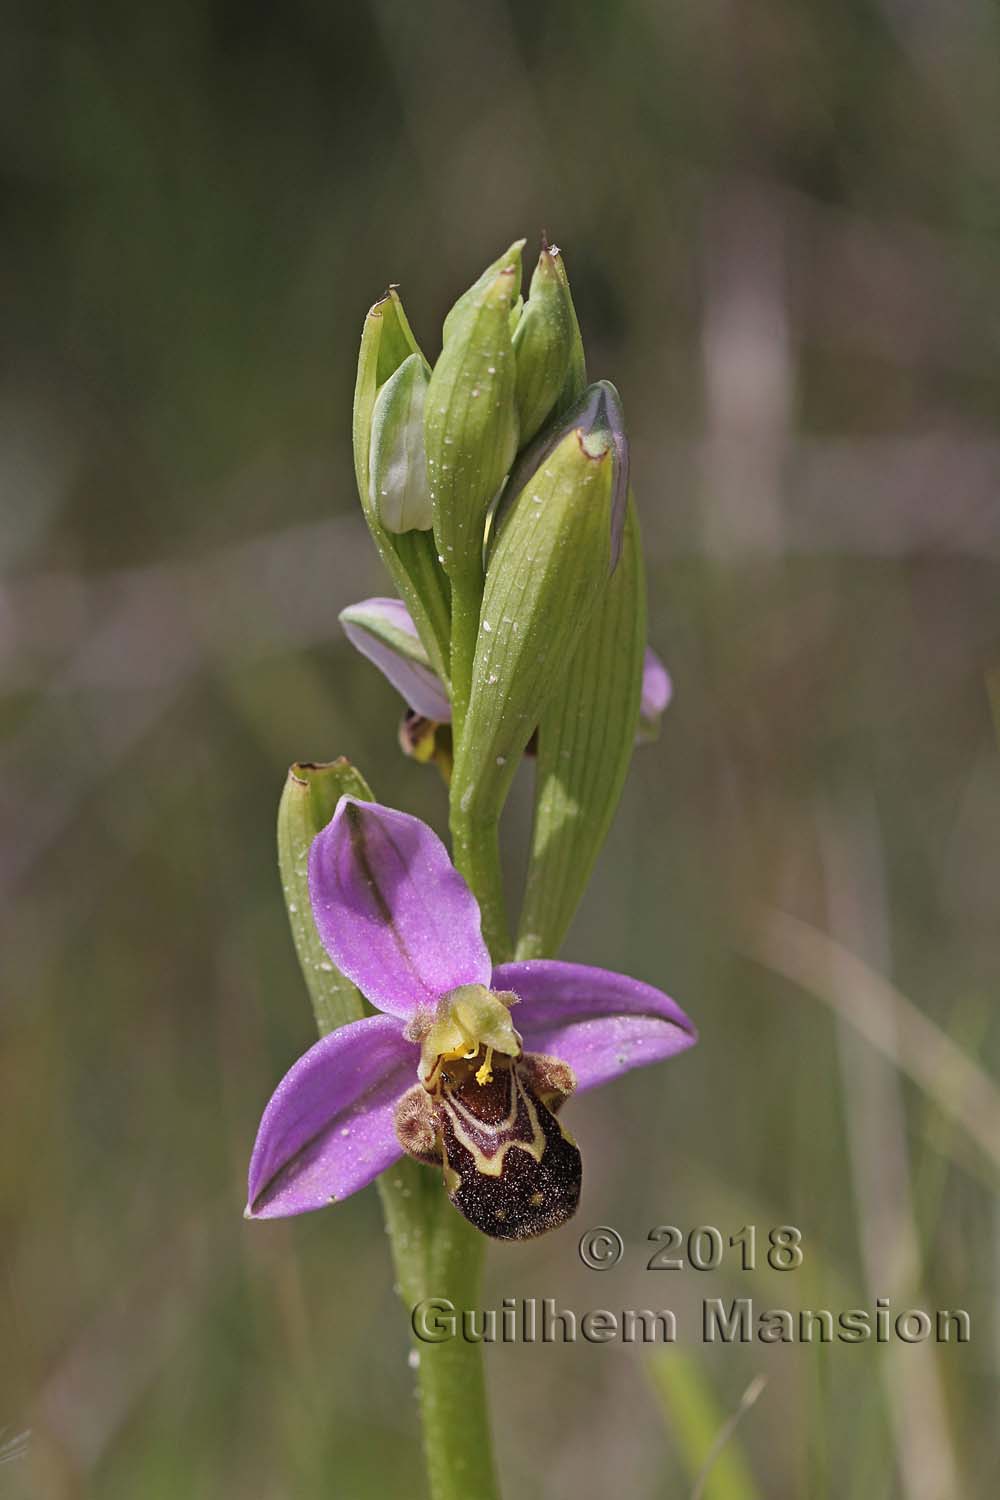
289 757 353 783
575 426 611 462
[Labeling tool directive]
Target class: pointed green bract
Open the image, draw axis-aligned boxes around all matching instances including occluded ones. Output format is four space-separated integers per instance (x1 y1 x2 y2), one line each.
491 379 629 573
450 422 616 830
276 758 374 1035
512 244 582 445
369 352 433 533
354 289 427 500
517 496 646 959
426 241 523 586
441 239 526 344
353 291 451 679
549 245 588 412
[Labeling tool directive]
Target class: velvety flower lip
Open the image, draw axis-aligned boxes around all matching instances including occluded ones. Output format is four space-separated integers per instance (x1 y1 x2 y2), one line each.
341 596 671 734
247 799 696 1223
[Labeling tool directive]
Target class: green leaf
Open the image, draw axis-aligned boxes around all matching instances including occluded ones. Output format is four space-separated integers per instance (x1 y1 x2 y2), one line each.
276 758 374 1035
353 290 451 680
517 495 646 958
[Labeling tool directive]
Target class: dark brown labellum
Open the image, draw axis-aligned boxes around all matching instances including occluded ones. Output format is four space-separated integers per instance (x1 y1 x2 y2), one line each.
393 1050 580 1241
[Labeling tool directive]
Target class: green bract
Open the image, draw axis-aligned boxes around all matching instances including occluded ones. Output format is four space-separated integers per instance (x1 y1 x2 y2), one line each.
450 388 625 830
550 246 588 411
369 352 433 533
276 758 373 1034
425 241 523 586
517 496 646 958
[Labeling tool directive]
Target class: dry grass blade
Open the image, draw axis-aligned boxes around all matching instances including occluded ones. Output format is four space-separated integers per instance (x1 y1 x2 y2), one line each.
0 1429 31 1465
745 907 1000 1175
690 1376 767 1500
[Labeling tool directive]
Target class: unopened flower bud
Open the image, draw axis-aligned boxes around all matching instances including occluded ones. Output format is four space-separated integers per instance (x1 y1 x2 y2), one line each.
512 243 585 445
425 241 524 583
369 353 432 533
353 290 450 676
354 289 424 504
495 379 630 573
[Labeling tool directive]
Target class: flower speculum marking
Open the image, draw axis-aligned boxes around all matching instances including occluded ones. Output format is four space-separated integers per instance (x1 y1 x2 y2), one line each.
396 986 581 1240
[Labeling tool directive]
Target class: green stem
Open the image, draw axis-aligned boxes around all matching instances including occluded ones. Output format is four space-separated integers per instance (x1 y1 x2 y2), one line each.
447 566 511 960
418 1197 498 1499
378 993 503 1499
371 577 513 1499
450 809 511 963
448 572 481 749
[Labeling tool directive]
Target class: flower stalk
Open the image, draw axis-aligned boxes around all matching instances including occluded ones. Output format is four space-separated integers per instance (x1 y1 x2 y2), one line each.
276 760 502 1500
404 1196 499 1500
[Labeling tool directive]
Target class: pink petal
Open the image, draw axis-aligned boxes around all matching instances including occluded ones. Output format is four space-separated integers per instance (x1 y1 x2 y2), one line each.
246 1013 415 1218
340 597 452 722
492 959 696 1094
641 647 672 721
310 798 491 1019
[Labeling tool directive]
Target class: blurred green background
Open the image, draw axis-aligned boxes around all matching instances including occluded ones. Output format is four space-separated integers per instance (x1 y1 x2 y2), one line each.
2 1 998 1496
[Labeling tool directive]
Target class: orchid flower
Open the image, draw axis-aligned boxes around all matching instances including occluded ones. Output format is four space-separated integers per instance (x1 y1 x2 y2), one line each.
248 796 695 1241
340 596 672 754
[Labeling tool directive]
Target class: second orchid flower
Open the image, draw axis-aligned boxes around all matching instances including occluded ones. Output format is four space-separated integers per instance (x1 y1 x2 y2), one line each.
340 594 672 770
